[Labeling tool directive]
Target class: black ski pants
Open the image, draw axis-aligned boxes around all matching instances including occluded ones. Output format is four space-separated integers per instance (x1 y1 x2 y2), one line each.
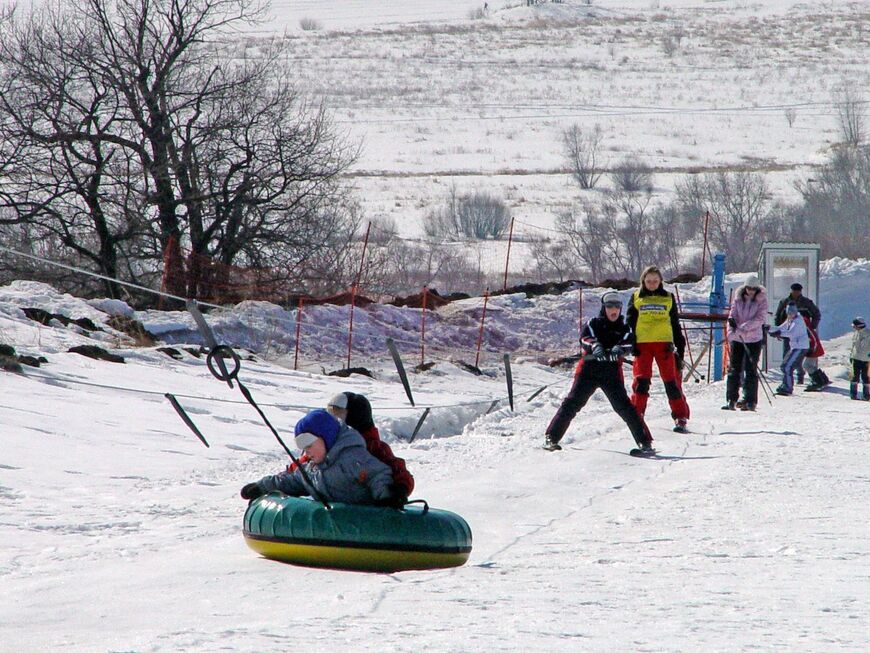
726 340 762 405
546 361 651 447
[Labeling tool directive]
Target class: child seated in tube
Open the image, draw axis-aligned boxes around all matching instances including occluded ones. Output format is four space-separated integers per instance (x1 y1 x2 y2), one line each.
239 409 401 507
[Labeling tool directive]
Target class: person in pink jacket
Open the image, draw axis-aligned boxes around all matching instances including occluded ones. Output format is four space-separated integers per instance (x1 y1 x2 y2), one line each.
723 276 768 411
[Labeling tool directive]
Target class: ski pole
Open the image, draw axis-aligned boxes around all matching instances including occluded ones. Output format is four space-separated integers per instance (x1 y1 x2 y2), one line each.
739 340 773 406
205 345 331 509
183 299 329 506
751 340 777 400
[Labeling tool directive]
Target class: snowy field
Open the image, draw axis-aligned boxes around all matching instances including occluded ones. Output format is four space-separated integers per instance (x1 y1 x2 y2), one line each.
1 1 869 651
239 0 870 237
1 260 868 652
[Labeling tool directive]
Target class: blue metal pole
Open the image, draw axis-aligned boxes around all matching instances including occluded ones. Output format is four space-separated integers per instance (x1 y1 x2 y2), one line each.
710 253 727 381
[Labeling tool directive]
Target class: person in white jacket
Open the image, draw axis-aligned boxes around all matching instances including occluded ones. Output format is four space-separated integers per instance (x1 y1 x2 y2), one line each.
768 302 809 396
849 317 870 400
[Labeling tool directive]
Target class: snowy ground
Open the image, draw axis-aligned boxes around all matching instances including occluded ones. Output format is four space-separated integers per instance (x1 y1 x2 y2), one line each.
244 0 870 241
1 262 868 652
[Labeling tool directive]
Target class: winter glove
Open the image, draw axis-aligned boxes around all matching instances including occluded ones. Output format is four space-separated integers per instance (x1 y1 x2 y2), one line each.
591 343 606 360
376 485 408 510
608 345 630 360
665 343 676 353
727 317 737 329
240 482 264 501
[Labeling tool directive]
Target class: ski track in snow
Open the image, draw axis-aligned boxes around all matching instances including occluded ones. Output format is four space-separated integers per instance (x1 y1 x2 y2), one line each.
1 262 869 651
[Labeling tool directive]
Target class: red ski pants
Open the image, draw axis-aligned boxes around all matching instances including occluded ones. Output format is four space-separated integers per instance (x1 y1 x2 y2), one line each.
631 342 690 421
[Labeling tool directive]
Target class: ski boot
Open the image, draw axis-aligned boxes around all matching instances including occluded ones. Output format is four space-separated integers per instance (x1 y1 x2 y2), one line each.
673 418 689 433
805 370 831 392
739 402 756 411
542 436 562 451
721 401 736 410
630 441 656 457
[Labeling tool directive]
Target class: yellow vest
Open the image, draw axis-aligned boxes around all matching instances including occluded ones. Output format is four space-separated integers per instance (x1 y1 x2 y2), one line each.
631 291 675 343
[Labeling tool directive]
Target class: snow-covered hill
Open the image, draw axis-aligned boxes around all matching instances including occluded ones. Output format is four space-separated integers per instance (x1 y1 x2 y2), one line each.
1 261 867 652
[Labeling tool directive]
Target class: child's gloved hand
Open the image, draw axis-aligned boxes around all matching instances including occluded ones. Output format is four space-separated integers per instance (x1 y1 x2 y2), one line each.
240 482 264 500
377 485 408 509
591 343 605 360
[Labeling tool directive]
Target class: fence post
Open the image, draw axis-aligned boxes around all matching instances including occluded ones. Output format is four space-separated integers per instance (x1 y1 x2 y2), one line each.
355 222 371 287
502 217 515 291
475 289 490 368
420 286 428 366
347 284 357 369
293 297 304 371
700 211 711 279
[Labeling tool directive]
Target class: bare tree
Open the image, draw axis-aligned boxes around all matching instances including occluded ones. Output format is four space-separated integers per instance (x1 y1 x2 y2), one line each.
528 236 580 282
562 123 604 190
610 158 654 193
457 192 510 239
834 83 865 146
0 11 146 297
646 205 686 276
424 186 510 240
790 146 870 259
675 172 779 272
0 0 358 301
555 204 619 283
602 188 654 278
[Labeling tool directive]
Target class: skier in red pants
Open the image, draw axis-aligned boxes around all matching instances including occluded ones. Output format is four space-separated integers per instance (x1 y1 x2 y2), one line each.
627 265 691 433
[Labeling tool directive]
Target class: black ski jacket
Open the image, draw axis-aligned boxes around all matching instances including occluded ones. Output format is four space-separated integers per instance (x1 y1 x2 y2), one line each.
581 312 636 356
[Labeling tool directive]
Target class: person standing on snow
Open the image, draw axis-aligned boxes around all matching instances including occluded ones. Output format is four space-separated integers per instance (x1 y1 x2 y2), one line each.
767 303 809 396
774 282 821 329
774 283 820 385
848 317 870 400
326 391 415 503
543 292 654 454
626 265 691 433
801 313 831 392
723 275 767 411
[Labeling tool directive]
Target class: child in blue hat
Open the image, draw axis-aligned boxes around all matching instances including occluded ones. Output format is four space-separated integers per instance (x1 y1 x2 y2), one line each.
240 409 399 506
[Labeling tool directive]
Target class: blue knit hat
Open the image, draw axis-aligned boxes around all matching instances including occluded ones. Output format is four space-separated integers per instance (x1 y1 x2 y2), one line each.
294 409 340 451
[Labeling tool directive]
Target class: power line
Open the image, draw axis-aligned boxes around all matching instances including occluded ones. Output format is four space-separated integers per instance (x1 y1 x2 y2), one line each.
332 100 861 125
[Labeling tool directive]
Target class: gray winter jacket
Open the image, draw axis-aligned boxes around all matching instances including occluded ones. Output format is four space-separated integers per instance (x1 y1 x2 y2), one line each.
255 424 394 504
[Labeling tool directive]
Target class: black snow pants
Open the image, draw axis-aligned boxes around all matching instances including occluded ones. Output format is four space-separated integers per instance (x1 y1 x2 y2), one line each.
546 360 652 447
726 339 762 405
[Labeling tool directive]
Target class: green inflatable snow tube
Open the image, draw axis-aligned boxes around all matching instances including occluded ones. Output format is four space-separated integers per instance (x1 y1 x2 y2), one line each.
243 493 472 572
